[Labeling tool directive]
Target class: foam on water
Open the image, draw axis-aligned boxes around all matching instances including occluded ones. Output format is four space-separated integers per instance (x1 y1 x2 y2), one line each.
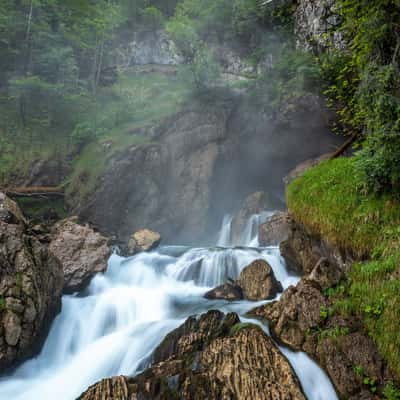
0 215 338 400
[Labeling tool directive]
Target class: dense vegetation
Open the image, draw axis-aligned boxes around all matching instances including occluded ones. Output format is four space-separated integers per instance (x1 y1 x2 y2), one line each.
320 0 400 195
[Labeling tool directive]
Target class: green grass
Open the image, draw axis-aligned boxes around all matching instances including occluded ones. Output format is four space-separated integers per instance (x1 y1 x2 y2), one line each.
287 156 400 378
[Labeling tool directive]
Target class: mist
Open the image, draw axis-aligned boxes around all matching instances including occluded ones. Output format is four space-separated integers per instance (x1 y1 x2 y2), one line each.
0 0 342 243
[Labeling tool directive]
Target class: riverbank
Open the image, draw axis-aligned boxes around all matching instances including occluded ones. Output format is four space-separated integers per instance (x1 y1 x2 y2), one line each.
286 156 400 387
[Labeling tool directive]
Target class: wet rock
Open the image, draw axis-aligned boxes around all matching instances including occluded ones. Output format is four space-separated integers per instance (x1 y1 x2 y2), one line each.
231 192 269 244
0 193 63 371
258 211 291 246
49 217 111 294
78 310 306 400
204 281 243 301
127 229 161 254
250 279 327 350
239 259 283 301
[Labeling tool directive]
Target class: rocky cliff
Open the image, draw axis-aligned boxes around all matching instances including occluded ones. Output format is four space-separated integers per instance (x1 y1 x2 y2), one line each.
68 92 340 244
0 193 63 370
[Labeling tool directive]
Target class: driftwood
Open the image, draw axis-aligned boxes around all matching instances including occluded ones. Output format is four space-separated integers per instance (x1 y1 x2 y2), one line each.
3 186 65 199
330 133 359 160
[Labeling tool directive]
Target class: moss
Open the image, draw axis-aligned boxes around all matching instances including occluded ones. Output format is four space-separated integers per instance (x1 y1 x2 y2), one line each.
229 322 260 336
17 197 68 223
287 156 400 377
0 296 5 311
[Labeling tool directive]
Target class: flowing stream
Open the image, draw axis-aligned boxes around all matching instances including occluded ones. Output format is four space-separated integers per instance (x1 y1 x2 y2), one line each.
0 214 338 400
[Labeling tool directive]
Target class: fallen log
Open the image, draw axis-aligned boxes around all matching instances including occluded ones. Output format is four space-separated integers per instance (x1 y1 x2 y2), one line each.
4 186 65 199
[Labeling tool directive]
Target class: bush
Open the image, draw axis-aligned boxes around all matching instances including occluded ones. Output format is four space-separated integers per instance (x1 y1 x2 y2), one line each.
71 122 104 147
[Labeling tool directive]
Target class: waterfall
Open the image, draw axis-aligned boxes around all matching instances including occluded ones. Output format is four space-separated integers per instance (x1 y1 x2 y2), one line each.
217 211 273 247
0 215 338 400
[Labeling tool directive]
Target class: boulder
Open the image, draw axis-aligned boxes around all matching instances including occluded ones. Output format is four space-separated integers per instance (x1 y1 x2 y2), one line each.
280 218 353 275
49 217 111 293
128 229 161 254
78 310 306 400
258 211 291 246
239 259 283 301
0 193 63 370
204 281 243 301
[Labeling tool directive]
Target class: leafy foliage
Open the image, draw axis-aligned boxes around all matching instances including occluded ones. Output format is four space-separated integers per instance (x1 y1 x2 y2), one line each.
320 0 400 195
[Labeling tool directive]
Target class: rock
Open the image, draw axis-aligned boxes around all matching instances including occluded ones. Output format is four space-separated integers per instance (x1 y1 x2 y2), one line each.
249 234 391 399
231 192 269 244
0 193 63 370
250 279 328 350
258 211 291 246
128 229 161 254
239 259 283 301
280 218 353 275
49 217 111 293
204 281 243 301
294 0 345 53
0 192 27 225
78 310 306 400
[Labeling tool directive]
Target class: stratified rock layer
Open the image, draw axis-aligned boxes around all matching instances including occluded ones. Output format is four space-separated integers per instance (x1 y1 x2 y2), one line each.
0 193 63 370
49 217 111 293
78 310 306 400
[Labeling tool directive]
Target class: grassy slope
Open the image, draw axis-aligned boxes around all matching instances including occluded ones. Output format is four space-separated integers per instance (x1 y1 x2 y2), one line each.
287 157 400 378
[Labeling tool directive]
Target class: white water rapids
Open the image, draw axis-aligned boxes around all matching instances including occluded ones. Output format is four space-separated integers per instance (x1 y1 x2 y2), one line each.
0 214 338 400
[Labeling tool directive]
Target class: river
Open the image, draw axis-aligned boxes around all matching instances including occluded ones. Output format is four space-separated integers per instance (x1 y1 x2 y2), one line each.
0 214 338 399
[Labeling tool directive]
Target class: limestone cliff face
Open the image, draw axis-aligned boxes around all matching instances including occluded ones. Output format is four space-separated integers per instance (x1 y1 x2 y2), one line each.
68 94 340 244
0 193 63 371
294 0 345 53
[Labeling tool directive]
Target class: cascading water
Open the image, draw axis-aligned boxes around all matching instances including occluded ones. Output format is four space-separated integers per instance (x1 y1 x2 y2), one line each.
0 214 338 400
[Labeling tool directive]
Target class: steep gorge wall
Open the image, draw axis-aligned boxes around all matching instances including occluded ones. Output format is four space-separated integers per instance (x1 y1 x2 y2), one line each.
69 93 340 244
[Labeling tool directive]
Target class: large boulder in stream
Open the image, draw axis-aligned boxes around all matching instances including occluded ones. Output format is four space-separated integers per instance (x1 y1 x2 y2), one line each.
239 259 283 301
49 217 111 294
204 280 243 301
204 259 282 302
78 310 306 400
127 229 161 254
0 192 63 370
